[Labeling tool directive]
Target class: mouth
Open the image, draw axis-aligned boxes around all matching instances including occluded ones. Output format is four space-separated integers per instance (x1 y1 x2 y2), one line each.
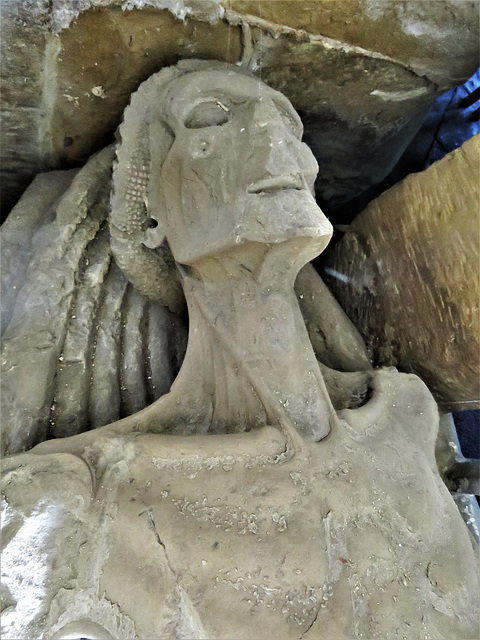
247 175 304 194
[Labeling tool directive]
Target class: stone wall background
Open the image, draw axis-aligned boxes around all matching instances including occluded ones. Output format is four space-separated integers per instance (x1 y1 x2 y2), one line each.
1 0 479 219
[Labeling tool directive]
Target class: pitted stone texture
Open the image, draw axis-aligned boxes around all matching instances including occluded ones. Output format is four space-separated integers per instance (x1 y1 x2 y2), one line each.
2 371 478 639
324 135 480 411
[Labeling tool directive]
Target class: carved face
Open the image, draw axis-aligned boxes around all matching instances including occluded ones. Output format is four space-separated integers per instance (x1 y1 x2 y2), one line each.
148 70 333 265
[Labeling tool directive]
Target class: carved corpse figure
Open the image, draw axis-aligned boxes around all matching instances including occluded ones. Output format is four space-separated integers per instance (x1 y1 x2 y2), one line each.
1 61 478 639
1 60 371 454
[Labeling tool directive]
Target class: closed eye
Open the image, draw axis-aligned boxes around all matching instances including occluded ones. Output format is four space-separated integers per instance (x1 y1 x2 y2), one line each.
185 101 231 129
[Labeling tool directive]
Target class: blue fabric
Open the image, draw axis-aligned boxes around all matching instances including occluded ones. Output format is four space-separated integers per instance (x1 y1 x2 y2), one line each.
453 410 480 460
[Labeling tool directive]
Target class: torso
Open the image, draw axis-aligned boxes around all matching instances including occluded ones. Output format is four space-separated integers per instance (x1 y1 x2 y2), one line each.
2 370 478 639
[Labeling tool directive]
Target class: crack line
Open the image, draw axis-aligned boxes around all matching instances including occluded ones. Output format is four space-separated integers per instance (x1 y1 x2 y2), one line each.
141 504 176 576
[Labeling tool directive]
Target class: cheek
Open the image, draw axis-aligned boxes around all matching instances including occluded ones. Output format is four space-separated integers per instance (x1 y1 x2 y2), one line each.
160 154 181 204
187 132 239 187
165 131 245 211
161 146 182 181
161 134 214 184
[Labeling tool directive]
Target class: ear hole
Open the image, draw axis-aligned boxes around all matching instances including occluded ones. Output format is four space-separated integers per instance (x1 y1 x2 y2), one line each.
143 218 165 249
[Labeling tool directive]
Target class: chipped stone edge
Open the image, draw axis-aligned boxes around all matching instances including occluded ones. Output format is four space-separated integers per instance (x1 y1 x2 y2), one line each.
224 8 437 88
40 0 437 88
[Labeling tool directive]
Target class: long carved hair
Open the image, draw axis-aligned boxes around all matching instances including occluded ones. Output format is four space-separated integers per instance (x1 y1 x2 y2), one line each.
109 59 254 314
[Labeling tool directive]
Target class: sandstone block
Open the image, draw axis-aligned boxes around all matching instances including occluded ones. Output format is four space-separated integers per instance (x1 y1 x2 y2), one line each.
325 135 480 410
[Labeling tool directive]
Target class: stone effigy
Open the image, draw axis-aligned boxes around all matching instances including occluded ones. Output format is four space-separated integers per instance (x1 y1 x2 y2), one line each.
0 60 370 455
1 61 478 639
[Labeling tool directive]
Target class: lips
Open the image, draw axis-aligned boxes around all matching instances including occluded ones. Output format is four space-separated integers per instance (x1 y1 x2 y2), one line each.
247 174 304 194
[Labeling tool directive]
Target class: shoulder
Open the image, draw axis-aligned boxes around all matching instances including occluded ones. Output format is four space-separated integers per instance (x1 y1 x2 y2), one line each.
2 450 94 506
337 368 438 449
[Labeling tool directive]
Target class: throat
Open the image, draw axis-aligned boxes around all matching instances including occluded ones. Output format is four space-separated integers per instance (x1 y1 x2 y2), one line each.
173 250 335 440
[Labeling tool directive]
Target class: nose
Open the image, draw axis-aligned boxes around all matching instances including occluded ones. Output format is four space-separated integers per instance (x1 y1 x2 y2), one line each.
251 99 317 190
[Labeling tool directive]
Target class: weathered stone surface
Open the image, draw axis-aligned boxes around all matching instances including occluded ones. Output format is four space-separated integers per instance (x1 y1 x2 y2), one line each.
0 147 115 455
2 0 478 217
0 167 78 333
2 61 478 640
225 0 480 88
296 264 371 372
324 134 480 411
2 370 479 639
0 64 369 455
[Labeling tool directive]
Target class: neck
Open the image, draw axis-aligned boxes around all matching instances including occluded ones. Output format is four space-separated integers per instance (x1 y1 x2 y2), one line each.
169 241 335 441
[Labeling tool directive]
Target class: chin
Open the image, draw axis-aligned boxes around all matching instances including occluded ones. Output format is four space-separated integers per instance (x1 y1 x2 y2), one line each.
268 232 332 263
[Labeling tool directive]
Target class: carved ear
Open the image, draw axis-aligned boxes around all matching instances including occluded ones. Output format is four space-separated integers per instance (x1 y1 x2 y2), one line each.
143 213 165 249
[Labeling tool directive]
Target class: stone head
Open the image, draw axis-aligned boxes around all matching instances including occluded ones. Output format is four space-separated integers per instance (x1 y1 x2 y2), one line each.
110 61 332 305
